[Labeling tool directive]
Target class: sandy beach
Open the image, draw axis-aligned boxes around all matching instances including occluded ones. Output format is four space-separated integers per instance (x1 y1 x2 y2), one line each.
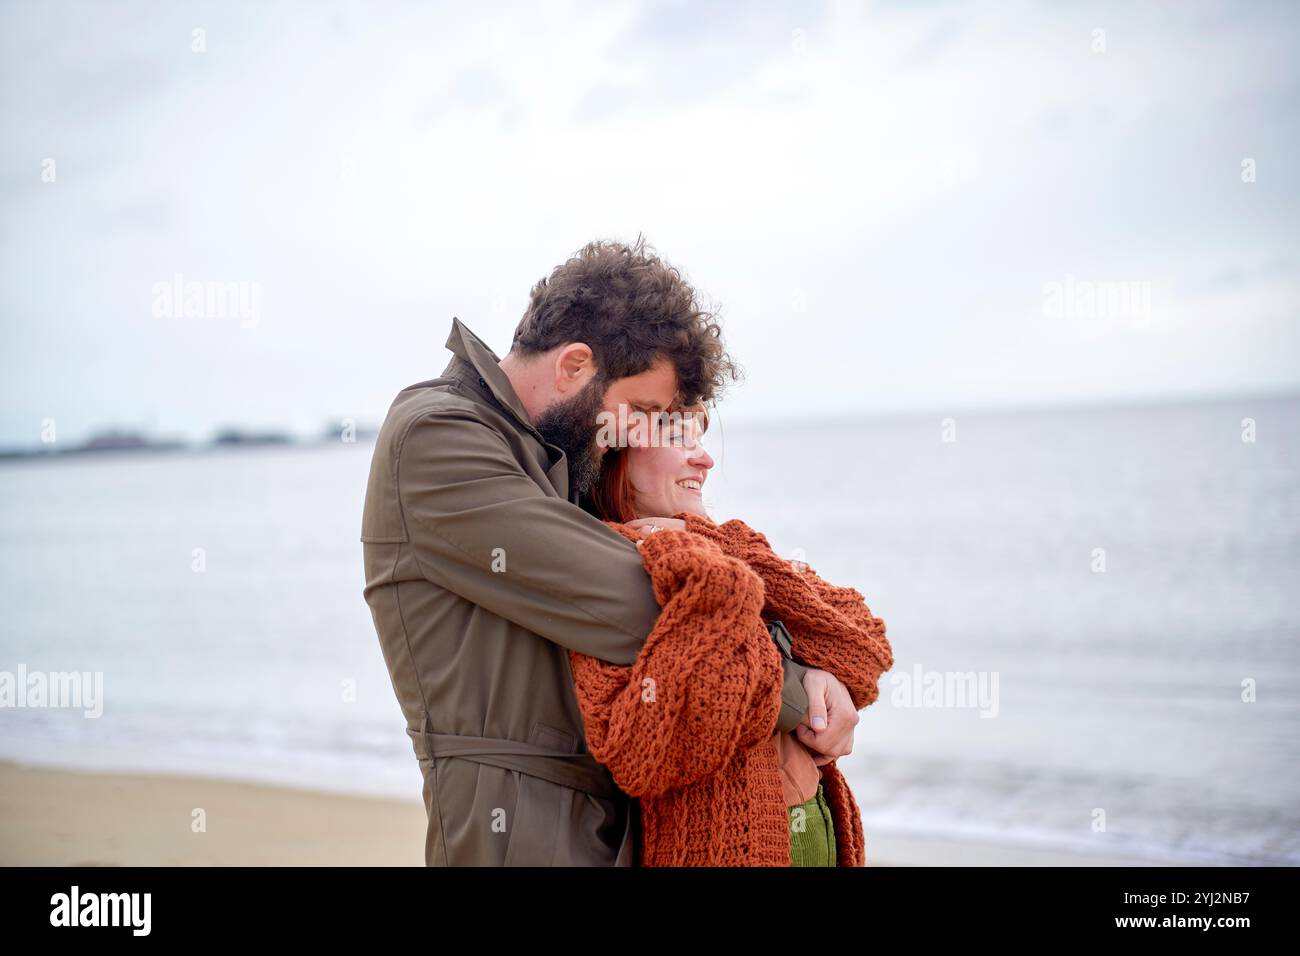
0 761 1178 867
0 762 428 867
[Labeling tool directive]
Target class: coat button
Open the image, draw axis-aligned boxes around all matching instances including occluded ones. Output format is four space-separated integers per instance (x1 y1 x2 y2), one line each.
478 377 487 388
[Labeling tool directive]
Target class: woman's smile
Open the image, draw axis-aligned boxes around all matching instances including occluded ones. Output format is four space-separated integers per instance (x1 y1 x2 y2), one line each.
676 476 704 495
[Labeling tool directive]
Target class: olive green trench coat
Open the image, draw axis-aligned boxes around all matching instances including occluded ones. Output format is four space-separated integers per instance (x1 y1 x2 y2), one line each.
361 317 811 865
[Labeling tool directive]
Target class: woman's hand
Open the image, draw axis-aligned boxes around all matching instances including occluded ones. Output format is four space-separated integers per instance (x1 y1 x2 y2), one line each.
626 517 688 534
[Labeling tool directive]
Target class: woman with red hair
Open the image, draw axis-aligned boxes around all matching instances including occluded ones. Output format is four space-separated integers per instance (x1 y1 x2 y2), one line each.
572 406 893 866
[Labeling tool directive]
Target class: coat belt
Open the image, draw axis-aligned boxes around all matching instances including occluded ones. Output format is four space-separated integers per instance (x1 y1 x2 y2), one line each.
407 729 619 801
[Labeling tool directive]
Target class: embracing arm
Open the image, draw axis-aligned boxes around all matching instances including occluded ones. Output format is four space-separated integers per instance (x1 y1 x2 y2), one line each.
392 410 810 728
680 513 893 709
568 526 784 799
394 409 659 662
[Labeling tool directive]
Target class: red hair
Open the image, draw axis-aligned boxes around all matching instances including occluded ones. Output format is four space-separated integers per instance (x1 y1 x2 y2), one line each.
590 448 638 523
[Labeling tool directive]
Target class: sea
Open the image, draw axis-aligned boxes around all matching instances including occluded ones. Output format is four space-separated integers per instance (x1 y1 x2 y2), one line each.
1 394 1297 865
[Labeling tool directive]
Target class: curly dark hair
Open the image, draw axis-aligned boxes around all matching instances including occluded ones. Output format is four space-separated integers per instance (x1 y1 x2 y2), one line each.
510 234 740 407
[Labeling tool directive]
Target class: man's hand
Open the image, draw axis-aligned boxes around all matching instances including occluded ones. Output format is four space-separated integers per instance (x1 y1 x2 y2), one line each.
794 668 858 766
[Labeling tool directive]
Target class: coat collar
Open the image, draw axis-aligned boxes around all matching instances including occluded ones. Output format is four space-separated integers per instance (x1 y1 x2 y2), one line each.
443 316 559 454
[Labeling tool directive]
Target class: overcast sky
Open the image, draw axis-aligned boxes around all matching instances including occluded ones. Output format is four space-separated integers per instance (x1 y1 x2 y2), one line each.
1 0 1297 445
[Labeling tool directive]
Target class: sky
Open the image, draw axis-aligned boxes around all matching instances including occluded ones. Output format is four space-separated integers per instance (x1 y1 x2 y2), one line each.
1 0 1297 446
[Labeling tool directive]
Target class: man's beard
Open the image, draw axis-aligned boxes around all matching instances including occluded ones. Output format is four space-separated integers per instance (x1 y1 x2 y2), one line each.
533 376 608 499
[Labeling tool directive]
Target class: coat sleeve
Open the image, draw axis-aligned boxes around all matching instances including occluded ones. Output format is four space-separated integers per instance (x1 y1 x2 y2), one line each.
395 409 663 665
680 513 893 709
568 526 785 798
394 411 811 720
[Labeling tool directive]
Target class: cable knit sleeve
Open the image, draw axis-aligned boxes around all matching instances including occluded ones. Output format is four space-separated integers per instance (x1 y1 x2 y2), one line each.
679 513 893 710
568 524 784 799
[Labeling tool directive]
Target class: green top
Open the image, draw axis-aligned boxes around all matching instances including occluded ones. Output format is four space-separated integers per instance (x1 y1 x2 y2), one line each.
788 782 837 867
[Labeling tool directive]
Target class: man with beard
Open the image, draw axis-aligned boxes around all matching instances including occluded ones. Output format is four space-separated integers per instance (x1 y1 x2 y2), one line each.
361 237 857 865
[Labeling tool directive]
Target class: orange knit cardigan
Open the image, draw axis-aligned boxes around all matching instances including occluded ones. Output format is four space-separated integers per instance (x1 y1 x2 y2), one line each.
569 513 893 867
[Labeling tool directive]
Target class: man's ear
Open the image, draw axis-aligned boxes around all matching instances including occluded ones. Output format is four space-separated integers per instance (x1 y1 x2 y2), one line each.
553 342 595 394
